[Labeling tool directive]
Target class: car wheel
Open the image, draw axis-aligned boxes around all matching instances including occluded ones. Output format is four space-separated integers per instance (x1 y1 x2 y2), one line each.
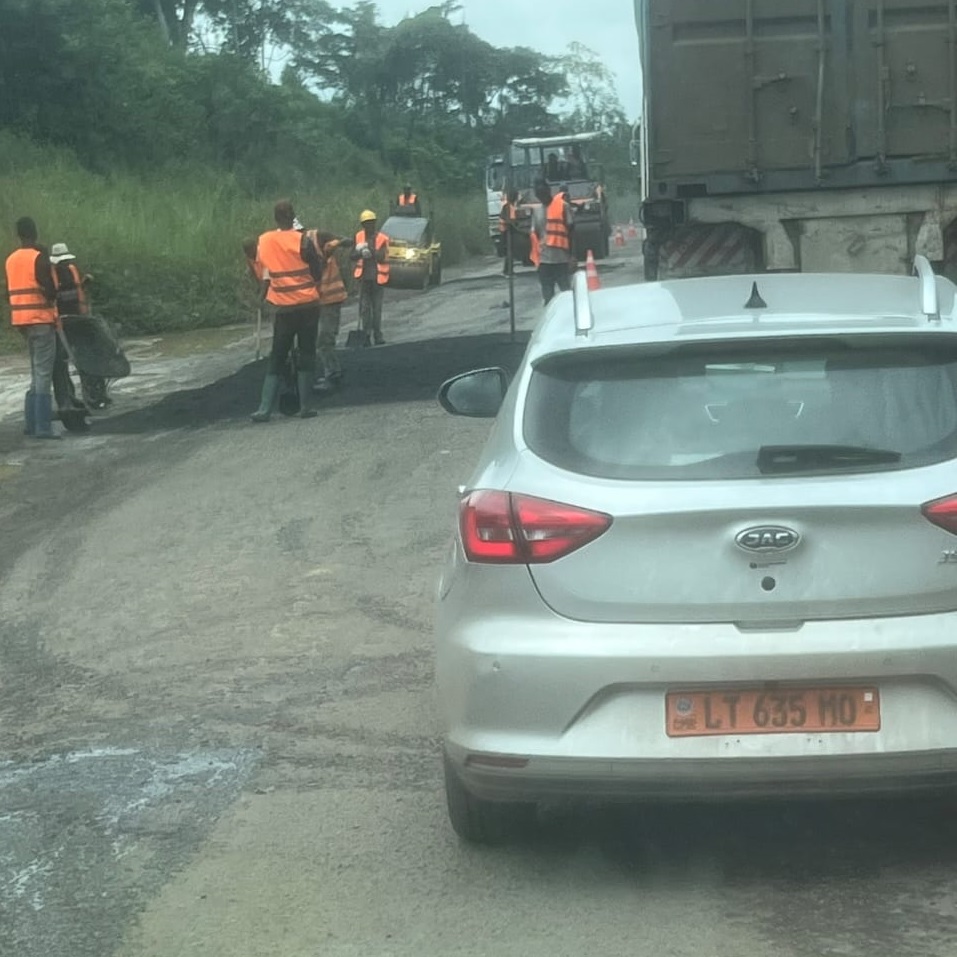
443 753 536 845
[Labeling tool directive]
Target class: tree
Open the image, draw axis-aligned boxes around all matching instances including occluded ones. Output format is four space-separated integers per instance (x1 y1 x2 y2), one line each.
133 0 200 49
558 42 627 135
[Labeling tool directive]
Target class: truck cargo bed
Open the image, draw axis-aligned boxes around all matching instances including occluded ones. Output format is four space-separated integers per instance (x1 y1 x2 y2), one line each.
638 0 957 198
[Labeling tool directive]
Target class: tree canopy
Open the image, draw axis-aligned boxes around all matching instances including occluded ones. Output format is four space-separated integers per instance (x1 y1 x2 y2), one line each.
0 0 630 194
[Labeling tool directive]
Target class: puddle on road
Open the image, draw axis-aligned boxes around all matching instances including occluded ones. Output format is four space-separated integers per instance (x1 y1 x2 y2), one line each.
0 747 257 957
0 321 264 421
122 322 260 360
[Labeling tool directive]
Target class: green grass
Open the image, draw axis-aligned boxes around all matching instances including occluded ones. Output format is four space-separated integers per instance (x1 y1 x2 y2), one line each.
0 132 491 351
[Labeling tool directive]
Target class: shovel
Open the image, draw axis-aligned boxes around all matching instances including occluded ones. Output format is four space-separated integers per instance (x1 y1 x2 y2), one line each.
54 319 92 432
345 308 371 349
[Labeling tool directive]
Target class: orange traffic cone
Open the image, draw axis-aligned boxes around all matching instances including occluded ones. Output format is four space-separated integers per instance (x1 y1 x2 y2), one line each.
627 218 639 239
585 250 601 291
613 226 625 248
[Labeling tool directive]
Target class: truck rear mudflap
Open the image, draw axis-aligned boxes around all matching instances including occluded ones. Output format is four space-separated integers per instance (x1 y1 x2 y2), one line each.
644 184 957 280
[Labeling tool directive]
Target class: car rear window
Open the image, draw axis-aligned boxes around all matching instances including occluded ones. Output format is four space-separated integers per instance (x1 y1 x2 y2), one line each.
523 338 957 480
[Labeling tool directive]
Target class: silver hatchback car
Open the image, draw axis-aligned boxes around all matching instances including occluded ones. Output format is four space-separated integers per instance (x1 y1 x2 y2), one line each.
436 260 957 844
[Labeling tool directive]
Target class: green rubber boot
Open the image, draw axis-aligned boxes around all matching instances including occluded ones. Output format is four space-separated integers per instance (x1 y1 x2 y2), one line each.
297 372 318 419
33 392 60 440
251 374 281 423
23 390 36 436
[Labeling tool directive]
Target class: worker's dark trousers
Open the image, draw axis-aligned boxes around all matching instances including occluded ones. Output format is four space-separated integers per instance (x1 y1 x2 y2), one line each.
318 302 343 376
538 262 572 304
359 283 385 340
269 304 319 375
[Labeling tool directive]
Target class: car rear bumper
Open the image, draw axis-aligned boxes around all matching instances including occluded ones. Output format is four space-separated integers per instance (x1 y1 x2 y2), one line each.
448 747 957 803
436 567 957 803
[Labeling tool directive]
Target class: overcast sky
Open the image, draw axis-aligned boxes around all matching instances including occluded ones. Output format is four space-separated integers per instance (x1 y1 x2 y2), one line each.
371 1 643 120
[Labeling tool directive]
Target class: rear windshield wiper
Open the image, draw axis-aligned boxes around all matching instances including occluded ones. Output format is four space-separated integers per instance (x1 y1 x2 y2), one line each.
757 444 902 475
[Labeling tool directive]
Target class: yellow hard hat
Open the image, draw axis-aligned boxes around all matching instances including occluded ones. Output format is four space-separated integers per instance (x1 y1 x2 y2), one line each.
359 209 377 224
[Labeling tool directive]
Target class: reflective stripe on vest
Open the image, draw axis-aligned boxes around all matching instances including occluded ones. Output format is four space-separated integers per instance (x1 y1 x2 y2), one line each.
303 231 348 305
353 231 390 285
398 193 418 206
319 240 348 305
5 248 57 326
545 195 570 251
53 262 88 315
257 229 320 308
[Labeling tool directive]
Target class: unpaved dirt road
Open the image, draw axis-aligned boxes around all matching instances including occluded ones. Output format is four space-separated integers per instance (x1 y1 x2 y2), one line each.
3 251 957 957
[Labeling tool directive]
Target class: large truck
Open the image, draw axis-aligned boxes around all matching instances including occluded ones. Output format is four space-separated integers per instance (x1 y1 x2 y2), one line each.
636 0 957 280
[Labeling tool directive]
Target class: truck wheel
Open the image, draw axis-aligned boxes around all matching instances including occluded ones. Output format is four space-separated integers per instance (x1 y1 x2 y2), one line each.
443 753 536 845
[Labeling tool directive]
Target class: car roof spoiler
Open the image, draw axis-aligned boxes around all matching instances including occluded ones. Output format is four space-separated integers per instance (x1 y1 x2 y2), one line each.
913 255 941 322
573 269 594 337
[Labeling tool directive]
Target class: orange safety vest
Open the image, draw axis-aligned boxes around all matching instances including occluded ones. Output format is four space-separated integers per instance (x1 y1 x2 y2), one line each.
530 231 541 267
398 193 418 207
353 231 390 285
52 261 89 315
307 232 348 306
499 202 518 233
5 247 57 327
257 228 321 308
545 194 571 251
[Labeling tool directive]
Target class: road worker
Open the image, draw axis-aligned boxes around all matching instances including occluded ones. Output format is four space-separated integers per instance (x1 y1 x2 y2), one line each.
49 241 108 415
532 180 575 304
45 242 91 426
545 152 561 182
397 184 421 216
307 230 354 393
352 210 390 346
566 144 588 180
5 217 59 438
498 188 521 275
250 200 324 422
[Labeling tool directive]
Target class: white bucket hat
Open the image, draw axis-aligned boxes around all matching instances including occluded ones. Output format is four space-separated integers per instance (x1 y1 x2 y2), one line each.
50 243 76 264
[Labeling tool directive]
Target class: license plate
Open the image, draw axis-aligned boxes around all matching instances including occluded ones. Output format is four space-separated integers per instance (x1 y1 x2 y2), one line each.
665 687 881 738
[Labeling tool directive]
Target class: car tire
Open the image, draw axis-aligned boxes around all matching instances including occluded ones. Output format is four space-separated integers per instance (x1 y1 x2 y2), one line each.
443 753 536 845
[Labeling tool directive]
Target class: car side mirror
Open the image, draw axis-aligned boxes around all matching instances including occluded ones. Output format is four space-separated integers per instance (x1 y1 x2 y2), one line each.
437 367 510 418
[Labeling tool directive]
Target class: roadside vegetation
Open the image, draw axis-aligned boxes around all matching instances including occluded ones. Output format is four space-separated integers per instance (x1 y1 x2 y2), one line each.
0 0 633 348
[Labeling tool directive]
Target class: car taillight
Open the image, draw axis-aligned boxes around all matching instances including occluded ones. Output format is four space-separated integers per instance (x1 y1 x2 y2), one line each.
922 494 957 534
459 490 612 564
